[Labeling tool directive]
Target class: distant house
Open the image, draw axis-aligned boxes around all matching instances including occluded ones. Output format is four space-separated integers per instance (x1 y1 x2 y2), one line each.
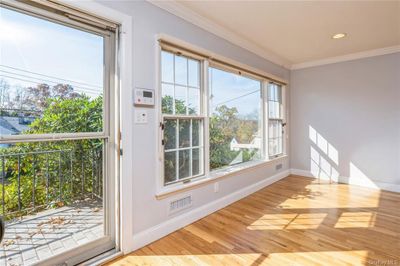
0 116 33 148
230 134 262 151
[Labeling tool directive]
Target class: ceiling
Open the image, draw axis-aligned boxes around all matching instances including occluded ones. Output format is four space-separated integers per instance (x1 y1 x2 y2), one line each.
152 0 400 68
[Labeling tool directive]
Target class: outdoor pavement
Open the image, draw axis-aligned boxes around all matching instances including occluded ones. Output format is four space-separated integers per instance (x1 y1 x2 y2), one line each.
0 200 103 266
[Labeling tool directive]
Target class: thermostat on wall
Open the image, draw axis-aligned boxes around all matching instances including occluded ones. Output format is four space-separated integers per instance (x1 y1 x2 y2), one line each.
134 87 155 107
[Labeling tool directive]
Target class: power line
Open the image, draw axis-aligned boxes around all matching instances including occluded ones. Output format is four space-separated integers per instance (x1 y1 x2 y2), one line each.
213 89 259 108
0 70 100 93
0 64 102 89
0 74 99 96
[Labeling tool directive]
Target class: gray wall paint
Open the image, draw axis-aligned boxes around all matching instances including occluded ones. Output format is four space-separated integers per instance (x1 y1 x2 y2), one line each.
96 1 290 235
291 53 400 188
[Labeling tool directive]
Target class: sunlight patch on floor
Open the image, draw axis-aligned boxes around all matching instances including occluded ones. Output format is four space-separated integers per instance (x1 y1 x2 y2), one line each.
334 212 376 228
184 225 235 250
265 250 369 265
113 253 262 266
278 182 380 209
247 213 327 230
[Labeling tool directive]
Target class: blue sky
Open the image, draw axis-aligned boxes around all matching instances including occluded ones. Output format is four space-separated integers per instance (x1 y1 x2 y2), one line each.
0 7 103 98
209 67 261 118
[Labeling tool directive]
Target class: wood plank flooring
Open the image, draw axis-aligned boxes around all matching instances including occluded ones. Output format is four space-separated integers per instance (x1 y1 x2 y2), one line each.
107 175 400 266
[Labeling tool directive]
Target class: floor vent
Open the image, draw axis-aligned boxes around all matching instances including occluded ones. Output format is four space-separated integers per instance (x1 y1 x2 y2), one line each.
169 195 192 215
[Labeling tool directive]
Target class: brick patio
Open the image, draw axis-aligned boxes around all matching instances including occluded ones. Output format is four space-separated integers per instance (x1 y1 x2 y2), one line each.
0 200 103 266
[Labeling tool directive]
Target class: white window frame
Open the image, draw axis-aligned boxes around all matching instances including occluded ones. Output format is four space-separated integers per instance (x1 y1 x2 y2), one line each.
0 1 119 264
159 50 206 185
157 38 288 192
267 82 286 158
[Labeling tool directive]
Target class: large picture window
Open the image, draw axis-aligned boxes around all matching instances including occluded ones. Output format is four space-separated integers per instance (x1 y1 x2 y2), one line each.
161 51 204 185
159 43 286 187
209 67 262 170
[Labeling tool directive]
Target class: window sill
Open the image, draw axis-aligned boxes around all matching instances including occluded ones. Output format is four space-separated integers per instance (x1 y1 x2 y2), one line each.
155 155 288 200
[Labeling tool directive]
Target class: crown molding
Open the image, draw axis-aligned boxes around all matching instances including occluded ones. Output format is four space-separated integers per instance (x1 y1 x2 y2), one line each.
147 0 292 69
291 45 400 70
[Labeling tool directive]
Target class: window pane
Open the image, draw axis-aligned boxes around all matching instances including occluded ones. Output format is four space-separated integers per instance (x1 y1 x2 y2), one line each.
0 7 104 137
192 119 201 147
188 59 200 88
178 150 190 179
269 120 283 156
161 51 174 83
268 84 282 119
178 119 190 148
175 55 187 86
192 148 202 176
164 119 176 150
188 87 200 115
209 67 262 170
164 151 177 183
175 85 187 115
161 84 174 114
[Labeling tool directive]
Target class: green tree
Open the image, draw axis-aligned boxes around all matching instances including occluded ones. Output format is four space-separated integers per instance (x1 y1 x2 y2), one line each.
0 93 103 220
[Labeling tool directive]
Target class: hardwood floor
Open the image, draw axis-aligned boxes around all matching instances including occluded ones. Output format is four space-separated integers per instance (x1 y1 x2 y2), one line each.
107 175 400 266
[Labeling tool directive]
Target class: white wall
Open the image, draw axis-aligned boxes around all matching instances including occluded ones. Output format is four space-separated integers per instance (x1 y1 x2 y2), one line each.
290 53 400 192
94 0 290 252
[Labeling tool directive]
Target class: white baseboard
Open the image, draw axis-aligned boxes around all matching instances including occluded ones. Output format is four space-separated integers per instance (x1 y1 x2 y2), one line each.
290 168 400 193
131 169 290 250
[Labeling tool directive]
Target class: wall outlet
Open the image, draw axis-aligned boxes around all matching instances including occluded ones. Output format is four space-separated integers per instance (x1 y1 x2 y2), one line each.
214 182 219 193
135 109 148 124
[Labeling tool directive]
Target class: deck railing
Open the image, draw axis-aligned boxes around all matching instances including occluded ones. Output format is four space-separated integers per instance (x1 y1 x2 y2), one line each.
0 144 103 221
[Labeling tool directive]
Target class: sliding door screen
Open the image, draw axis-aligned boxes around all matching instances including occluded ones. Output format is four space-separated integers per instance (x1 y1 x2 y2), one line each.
0 3 116 265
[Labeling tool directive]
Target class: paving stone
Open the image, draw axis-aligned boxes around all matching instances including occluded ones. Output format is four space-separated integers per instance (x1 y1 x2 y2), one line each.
36 246 53 260
21 249 37 262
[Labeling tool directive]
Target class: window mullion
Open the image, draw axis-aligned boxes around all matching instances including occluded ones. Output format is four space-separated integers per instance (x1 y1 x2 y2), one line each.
262 81 268 160
203 60 210 176
175 119 179 181
189 119 193 177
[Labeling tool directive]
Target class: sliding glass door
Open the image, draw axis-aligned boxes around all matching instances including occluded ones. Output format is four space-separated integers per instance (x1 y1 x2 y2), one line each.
0 2 118 264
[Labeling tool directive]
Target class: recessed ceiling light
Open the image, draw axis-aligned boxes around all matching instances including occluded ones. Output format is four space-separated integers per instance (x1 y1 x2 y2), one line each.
332 33 347 39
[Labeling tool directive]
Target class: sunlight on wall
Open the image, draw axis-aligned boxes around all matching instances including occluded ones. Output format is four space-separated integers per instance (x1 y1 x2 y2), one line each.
334 212 376 228
310 146 339 181
247 213 327 230
309 126 339 182
349 162 379 189
309 126 339 165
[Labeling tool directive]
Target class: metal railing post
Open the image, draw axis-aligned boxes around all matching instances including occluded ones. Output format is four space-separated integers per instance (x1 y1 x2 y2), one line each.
1 157 5 216
17 155 21 211
32 155 36 209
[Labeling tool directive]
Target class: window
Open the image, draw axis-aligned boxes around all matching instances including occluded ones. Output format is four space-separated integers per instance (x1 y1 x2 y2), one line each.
209 67 262 170
159 43 286 187
268 83 284 157
161 51 204 185
0 2 117 265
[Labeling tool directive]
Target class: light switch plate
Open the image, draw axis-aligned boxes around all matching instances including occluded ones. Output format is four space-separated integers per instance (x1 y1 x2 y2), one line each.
135 109 148 124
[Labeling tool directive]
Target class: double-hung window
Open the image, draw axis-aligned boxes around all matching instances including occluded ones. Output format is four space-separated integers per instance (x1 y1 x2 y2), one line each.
160 43 286 187
161 51 204 185
268 83 285 157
